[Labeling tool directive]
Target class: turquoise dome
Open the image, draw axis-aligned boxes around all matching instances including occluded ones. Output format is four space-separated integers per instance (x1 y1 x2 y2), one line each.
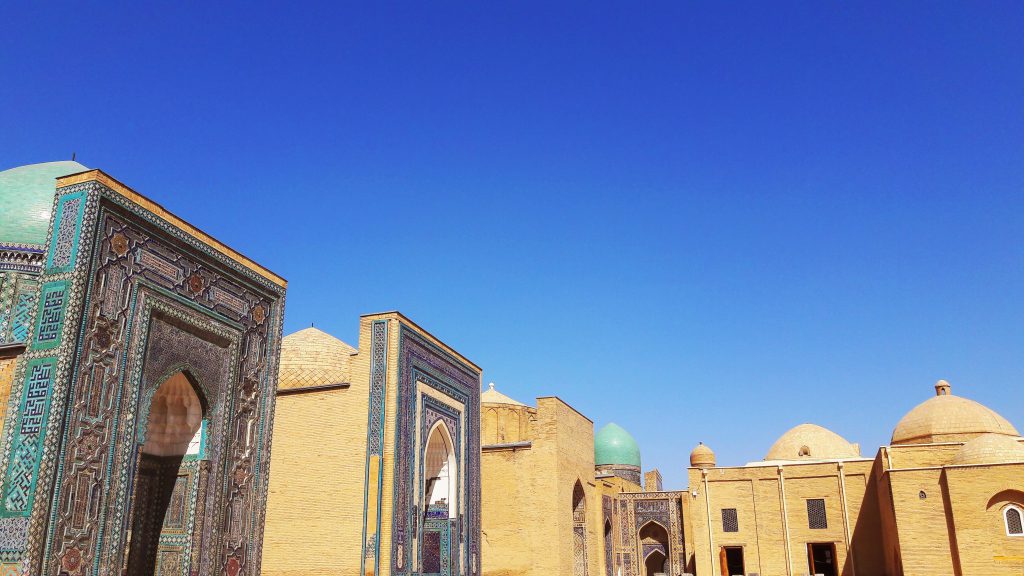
594 422 641 468
0 161 88 246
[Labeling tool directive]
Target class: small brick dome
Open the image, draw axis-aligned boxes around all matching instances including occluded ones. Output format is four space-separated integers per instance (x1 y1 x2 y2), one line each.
765 423 860 461
690 443 716 468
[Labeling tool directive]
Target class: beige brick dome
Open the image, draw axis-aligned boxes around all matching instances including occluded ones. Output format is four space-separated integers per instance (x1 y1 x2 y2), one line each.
278 327 356 390
690 442 716 467
951 433 1024 466
764 423 860 461
891 381 1019 445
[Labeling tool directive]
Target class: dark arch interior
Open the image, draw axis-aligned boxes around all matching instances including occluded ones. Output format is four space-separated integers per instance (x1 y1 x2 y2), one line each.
638 522 669 576
126 371 205 576
644 550 667 576
572 481 586 522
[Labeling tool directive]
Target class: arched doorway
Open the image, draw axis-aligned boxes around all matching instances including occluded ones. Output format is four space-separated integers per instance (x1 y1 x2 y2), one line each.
422 421 457 575
604 519 613 576
638 521 669 576
572 480 588 576
644 550 666 576
424 421 456 519
126 371 206 576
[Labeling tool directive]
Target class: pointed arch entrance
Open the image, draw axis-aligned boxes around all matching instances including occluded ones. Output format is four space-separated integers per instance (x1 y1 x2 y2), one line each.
421 421 457 575
424 421 456 519
572 480 588 576
126 370 207 576
638 521 669 576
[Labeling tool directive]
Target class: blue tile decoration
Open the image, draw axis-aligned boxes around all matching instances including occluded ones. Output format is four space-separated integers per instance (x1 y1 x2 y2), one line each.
0 358 57 521
0 176 286 576
45 190 86 273
31 281 67 351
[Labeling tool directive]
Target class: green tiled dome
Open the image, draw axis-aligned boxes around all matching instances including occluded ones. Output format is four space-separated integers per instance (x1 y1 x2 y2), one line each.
0 161 88 246
595 422 641 467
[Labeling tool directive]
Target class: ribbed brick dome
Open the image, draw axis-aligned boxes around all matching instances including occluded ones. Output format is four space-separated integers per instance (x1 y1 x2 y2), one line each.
690 442 716 467
277 327 356 390
891 381 1018 445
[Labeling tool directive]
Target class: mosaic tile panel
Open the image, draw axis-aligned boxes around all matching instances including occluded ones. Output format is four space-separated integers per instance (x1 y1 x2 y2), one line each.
9 293 33 344
361 319 388 576
0 178 285 576
0 358 57 524
422 507 451 576
611 492 686 576
573 526 588 576
30 281 67 351
45 191 86 273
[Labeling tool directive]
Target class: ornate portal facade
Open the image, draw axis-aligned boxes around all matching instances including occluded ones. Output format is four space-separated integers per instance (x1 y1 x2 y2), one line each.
0 162 286 576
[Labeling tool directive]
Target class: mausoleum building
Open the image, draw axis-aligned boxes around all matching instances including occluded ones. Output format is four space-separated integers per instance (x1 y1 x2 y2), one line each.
0 161 287 576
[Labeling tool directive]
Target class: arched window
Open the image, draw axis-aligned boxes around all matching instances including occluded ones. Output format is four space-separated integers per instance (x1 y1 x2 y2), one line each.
484 409 498 444
572 481 586 524
1006 505 1024 536
572 481 588 576
424 421 457 520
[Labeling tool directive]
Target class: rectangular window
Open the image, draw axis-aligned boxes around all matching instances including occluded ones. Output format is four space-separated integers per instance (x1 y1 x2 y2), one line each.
722 508 739 532
807 498 827 529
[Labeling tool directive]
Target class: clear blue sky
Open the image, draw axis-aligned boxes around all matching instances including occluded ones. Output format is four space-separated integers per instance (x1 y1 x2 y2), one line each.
4 3 1024 489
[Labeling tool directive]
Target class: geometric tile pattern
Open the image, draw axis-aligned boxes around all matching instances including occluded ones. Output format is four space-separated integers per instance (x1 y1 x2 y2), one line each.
422 506 451 576
722 507 739 533
45 192 84 273
0 272 39 345
1 358 56 519
31 282 66 350
573 526 588 576
1007 507 1023 535
0 177 286 576
360 320 388 576
9 292 34 343
0 274 11 342
367 320 388 456
807 498 827 529
608 492 686 576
